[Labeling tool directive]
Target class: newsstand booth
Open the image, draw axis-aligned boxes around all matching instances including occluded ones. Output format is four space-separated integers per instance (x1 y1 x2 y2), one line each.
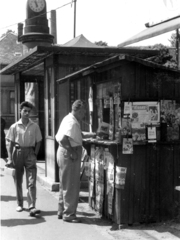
0 38 158 187
57 54 180 226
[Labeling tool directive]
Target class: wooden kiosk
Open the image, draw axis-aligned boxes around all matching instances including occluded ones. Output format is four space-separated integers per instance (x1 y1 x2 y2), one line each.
57 54 180 225
0 40 158 185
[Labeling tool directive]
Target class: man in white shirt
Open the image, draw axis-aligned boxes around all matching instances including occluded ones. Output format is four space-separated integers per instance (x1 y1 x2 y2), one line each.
55 100 95 223
6 101 42 216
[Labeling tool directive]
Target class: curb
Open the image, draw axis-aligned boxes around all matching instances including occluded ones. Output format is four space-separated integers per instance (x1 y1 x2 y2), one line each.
36 164 59 191
36 163 89 192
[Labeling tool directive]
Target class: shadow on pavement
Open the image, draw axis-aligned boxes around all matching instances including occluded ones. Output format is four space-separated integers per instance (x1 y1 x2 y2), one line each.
81 217 112 227
40 210 58 217
1 217 46 227
76 211 95 217
1 195 27 202
75 212 113 227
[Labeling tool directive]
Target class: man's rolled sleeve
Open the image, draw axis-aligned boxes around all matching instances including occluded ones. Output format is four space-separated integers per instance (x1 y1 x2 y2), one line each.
6 125 15 142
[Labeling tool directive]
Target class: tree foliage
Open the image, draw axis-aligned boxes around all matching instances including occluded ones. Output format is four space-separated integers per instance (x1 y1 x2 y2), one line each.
169 33 176 47
94 41 108 46
145 44 177 69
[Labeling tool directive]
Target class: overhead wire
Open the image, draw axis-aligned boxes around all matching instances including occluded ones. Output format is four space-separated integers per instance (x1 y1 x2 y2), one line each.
0 1 75 30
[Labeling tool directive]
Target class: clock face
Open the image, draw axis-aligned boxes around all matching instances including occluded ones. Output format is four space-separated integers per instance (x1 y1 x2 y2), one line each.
28 0 45 12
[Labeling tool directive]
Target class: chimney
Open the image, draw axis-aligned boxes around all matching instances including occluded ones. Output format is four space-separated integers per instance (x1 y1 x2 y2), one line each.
50 10 57 44
17 23 23 42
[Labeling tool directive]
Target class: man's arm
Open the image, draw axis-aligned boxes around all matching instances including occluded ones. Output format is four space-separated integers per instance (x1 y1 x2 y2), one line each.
6 140 14 165
59 135 78 160
34 141 41 156
82 131 96 139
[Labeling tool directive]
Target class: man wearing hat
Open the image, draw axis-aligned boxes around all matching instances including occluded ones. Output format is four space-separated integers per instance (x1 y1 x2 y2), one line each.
55 99 95 223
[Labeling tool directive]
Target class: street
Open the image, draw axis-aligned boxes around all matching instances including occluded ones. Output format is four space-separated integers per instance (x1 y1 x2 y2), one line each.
0 159 180 240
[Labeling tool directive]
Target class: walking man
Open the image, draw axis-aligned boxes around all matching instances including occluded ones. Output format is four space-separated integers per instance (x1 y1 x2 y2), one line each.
6 101 42 216
55 100 95 223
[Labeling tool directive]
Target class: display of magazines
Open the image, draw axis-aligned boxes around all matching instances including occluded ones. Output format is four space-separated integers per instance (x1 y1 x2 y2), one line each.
147 126 157 143
131 102 160 144
160 100 180 141
89 145 96 198
95 182 104 214
122 138 133 154
121 117 132 136
95 147 104 183
104 149 114 215
115 166 127 189
108 185 114 215
109 97 114 140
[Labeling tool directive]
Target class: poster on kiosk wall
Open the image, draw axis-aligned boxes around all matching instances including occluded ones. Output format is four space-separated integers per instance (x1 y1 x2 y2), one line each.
131 102 160 125
130 102 160 143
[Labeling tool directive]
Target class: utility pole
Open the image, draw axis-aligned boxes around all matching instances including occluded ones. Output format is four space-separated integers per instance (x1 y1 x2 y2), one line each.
73 0 77 38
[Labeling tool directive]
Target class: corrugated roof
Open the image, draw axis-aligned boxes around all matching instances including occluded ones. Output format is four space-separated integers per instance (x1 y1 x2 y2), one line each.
118 16 180 47
57 54 180 83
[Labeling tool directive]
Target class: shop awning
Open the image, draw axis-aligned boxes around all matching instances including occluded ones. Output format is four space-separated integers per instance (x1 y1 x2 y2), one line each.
118 16 180 47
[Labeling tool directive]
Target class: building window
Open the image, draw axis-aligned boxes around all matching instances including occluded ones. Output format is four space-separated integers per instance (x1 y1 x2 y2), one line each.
14 52 22 57
0 88 15 115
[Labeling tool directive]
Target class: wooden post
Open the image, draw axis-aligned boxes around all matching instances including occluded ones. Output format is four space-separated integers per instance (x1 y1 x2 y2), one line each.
88 86 93 132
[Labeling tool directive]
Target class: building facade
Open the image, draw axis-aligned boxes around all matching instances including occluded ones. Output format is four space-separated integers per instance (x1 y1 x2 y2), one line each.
0 32 23 128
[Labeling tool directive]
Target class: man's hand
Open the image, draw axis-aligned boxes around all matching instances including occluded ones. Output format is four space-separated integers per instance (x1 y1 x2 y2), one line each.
70 150 78 161
91 132 96 138
60 135 79 160
82 131 96 139
5 159 14 168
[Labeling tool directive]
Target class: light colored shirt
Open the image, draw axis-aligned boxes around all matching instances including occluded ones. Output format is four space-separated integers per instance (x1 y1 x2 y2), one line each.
55 113 82 147
6 119 42 147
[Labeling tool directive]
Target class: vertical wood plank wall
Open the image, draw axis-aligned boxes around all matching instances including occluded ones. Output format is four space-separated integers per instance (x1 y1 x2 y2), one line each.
87 143 180 224
114 144 180 224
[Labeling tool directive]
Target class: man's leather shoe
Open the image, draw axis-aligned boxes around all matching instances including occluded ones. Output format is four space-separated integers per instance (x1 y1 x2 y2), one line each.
29 208 41 217
16 206 23 212
57 212 63 219
58 214 63 219
63 218 81 223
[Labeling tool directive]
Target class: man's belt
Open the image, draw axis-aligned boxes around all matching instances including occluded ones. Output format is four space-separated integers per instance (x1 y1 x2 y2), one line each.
15 144 34 150
59 143 82 149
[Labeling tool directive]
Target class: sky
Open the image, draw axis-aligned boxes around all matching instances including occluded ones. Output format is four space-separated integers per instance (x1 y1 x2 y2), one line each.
0 0 180 47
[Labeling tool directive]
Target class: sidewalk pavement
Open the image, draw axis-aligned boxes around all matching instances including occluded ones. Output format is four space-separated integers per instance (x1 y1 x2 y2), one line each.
0 159 114 240
1 158 180 240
